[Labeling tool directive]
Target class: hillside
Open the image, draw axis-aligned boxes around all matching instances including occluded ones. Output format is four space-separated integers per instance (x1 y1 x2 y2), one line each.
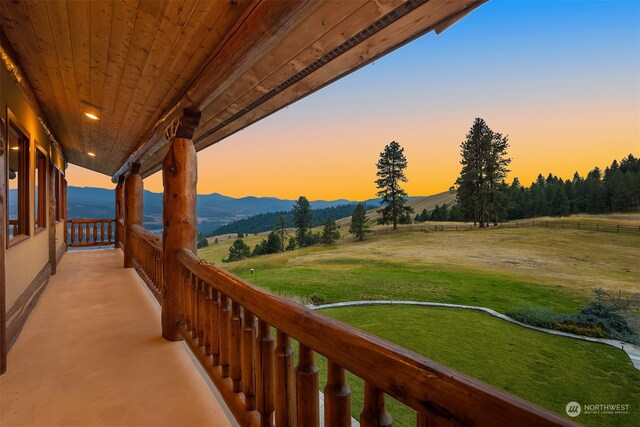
336 190 457 228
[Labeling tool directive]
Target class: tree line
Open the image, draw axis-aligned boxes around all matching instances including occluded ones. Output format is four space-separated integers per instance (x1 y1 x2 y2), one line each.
209 203 374 236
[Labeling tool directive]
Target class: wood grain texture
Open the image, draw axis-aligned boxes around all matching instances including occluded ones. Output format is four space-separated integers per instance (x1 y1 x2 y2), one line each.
161 134 196 341
123 166 143 268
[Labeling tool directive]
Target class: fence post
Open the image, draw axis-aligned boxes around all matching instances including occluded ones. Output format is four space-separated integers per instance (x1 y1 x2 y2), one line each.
597 223 599 231
578 222 580 229
617 225 620 233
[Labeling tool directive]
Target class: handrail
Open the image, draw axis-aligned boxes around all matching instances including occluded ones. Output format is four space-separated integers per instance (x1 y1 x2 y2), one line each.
66 218 115 247
130 224 162 302
176 248 575 427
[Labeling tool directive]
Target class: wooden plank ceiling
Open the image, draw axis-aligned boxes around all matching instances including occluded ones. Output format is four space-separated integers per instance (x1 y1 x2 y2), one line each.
0 0 486 180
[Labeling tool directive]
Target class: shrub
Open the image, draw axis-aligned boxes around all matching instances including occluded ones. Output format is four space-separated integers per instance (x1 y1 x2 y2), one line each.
507 306 559 329
553 321 607 338
308 293 326 306
565 301 638 344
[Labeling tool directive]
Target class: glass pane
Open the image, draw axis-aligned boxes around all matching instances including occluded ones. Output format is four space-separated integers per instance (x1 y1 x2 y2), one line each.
8 126 20 239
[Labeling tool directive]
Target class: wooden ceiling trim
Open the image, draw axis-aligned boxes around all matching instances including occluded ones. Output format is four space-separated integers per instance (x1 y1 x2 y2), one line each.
111 0 226 169
179 0 487 167
191 0 436 147
127 1 255 155
125 1 249 152
112 0 194 152
114 0 320 180
196 0 402 135
195 0 370 127
139 0 475 178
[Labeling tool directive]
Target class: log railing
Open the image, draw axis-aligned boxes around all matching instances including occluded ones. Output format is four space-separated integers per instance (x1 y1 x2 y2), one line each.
67 218 115 247
129 224 162 302
176 248 575 427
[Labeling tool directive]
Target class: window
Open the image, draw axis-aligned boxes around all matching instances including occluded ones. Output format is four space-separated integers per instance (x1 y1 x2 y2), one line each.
55 168 61 222
34 147 47 231
7 119 30 244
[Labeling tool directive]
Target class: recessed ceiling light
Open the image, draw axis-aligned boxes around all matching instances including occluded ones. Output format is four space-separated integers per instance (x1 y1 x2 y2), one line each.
10 145 19 150
85 112 99 120
88 152 96 157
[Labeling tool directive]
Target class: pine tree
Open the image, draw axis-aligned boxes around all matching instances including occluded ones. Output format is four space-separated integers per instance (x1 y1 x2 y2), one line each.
375 141 413 230
349 203 371 241
224 239 251 262
276 215 287 252
292 196 312 247
455 118 510 227
321 219 340 245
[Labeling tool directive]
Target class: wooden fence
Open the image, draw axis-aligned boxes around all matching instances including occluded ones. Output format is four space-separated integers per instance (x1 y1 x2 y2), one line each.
373 220 640 235
129 224 163 302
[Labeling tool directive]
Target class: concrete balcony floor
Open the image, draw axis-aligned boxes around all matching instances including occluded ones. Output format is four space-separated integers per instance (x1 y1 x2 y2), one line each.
1 249 233 427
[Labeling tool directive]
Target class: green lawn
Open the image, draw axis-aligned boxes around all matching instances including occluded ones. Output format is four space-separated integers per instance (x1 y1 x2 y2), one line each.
225 254 586 314
317 305 640 427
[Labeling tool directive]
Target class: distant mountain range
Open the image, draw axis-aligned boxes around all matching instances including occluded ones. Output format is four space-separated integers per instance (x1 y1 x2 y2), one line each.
9 186 424 232
64 187 368 231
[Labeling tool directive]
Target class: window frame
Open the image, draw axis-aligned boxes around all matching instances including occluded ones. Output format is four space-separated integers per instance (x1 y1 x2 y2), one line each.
54 168 62 223
34 144 47 234
6 109 31 248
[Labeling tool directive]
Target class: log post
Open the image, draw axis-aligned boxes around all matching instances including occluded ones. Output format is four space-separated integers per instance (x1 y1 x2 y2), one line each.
115 176 125 248
0 116 7 374
48 161 57 274
124 163 143 268
161 109 200 341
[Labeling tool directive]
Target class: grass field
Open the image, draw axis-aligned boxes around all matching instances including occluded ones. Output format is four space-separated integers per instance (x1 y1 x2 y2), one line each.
199 222 639 424
202 227 639 310
317 306 640 427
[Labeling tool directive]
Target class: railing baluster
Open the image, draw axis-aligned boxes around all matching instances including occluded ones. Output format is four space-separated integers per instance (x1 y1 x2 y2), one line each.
198 278 205 345
210 289 220 365
256 319 275 427
220 295 230 377
296 344 319 427
78 222 83 243
230 301 243 393
203 285 211 356
360 383 392 427
325 361 351 427
192 272 199 340
93 222 98 242
242 309 256 411
185 271 193 332
275 331 295 426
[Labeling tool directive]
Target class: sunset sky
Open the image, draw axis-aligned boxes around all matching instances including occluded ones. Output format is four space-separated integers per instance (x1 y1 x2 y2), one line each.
66 0 640 201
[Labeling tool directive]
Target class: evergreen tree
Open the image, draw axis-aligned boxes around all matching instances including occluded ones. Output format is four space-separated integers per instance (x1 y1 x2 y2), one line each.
549 184 570 217
349 203 371 241
224 239 251 262
375 141 413 230
286 238 297 251
252 231 282 256
455 118 510 227
321 219 340 245
276 215 287 252
292 196 313 247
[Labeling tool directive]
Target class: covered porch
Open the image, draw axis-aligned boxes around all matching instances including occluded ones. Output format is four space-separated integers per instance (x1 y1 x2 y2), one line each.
1 248 232 426
1 0 577 425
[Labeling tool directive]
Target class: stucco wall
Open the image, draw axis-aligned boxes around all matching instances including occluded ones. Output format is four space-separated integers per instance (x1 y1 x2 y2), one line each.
2 61 65 310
